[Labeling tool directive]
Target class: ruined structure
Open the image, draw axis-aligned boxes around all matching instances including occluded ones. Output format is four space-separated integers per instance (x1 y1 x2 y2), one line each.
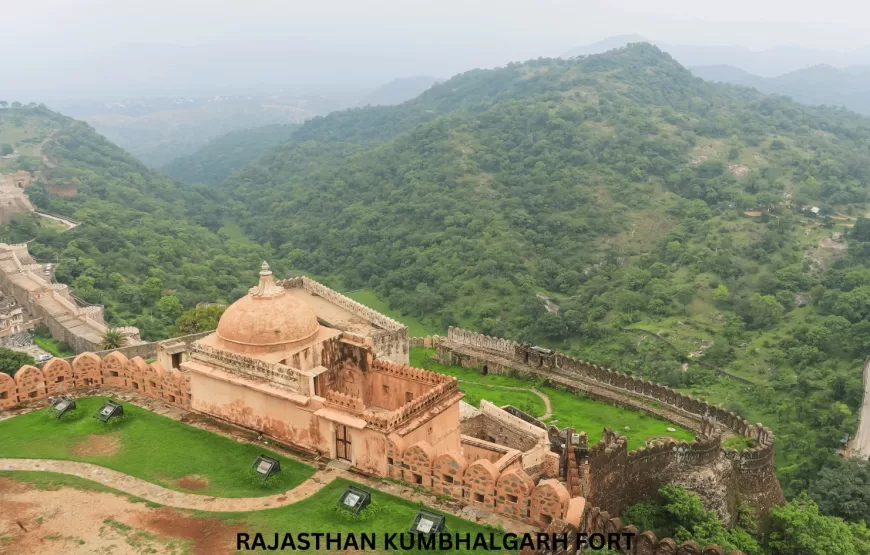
0 291 29 339
0 269 777 555
0 170 34 224
0 243 140 352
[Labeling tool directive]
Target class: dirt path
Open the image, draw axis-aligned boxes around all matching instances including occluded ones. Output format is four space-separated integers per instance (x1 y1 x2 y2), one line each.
850 357 870 459
0 477 245 555
33 210 79 231
0 458 335 512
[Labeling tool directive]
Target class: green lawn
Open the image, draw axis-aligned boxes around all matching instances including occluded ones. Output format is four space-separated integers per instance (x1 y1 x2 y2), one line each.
411 348 694 451
346 289 443 337
0 397 315 498
33 335 75 357
543 388 695 450
224 478 509 554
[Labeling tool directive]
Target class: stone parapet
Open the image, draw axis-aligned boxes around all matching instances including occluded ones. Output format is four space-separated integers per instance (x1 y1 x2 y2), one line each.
431 326 784 524
0 352 191 410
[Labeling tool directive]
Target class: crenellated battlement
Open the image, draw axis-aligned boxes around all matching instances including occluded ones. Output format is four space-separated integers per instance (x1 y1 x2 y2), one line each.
0 351 191 410
428 327 784 526
325 389 366 413
372 359 452 385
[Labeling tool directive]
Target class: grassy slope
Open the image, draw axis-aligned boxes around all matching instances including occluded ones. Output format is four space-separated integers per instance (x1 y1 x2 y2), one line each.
0 397 315 497
410 348 694 450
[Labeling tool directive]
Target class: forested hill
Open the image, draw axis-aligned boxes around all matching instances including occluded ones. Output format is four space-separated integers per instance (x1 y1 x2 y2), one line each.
161 123 299 185
0 105 274 340
220 44 870 500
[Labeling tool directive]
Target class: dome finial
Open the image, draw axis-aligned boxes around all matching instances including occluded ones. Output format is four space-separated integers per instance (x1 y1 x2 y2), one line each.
250 260 283 297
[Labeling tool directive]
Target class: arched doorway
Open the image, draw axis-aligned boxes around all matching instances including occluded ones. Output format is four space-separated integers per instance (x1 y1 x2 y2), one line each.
481 364 489 376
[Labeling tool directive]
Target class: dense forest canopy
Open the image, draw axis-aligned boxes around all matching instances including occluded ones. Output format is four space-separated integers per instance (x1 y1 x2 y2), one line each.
161 123 299 185
0 106 275 341
214 44 870 504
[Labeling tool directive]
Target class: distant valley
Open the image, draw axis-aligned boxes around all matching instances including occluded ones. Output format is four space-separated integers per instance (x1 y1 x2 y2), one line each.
691 64 870 115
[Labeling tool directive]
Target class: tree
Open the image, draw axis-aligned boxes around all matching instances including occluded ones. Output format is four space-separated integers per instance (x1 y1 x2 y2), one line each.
101 328 124 350
0 144 12 156
621 485 761 554
745 294 785 329
0 348 35 377
768 494 870 555
173 305 226 335
154 295 184 321
809 458 870 524
0 101 8 109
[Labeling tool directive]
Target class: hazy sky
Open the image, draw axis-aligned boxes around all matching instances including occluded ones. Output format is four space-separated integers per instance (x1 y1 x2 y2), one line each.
3 0 870 96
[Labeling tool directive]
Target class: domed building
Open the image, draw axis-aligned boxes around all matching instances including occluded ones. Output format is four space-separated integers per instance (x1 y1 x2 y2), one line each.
181 263 464 475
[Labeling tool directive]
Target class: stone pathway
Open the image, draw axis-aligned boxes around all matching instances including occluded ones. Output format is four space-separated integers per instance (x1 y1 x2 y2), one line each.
0 458 336 512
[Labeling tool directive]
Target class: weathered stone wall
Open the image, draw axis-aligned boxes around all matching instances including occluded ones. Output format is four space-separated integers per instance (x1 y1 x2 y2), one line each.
462 411 541 453
0 243 140 353
427 327 784 524
386 433 575 528
463 400 551 470
44 331 215 369
584 428 727 520
0 351 191 410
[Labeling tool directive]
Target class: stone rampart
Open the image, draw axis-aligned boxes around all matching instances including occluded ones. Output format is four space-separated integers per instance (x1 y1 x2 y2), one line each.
0 351 191 410
386 433 575 528
0 243 140 353
426 327 783 523
45 330 214 369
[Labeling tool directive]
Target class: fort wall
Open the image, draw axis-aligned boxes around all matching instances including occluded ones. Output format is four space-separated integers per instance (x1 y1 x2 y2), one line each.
418 327 782 524
0 243 141 353
44 330 214 369
0 346 747 555
0 351 191 411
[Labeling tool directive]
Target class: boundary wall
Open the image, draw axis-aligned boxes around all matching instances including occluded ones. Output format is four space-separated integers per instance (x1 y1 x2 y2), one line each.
0 351 190 410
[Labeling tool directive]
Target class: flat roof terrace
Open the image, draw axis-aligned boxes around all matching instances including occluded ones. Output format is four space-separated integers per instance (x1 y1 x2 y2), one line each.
284 287 383 337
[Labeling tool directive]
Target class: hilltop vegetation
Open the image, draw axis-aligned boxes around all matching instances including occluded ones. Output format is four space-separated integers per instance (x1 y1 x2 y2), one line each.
161 123 299 184
0 105 275 341
693 63 870 115
216 44 870 500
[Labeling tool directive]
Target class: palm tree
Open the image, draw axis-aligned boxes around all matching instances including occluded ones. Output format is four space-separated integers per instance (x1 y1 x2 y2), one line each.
101 328 124 350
